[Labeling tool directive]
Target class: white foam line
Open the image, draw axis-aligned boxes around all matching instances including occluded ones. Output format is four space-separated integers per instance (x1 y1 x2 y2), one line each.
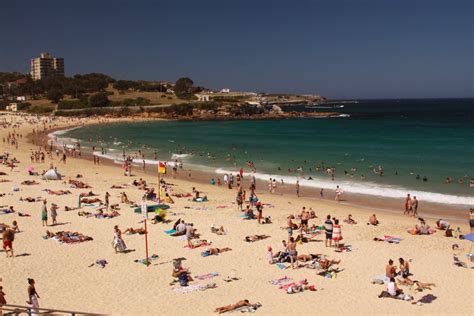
214 168 474 206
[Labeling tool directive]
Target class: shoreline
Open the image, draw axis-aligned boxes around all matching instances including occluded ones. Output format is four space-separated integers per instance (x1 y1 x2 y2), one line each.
36 121 470 224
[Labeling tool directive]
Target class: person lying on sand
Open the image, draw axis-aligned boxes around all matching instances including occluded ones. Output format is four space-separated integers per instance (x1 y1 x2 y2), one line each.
45 189 71 195
45 230 93 243
244 235 270 242
68 179 91 189
310 256 341 270
211 225 226 235
79 191 98 197
368 214 379 226
111 184 127 189
124 227 146 235
80 197 102 204
0 206 15 214
19 197 44 203
214 300 253 314
188 239 211 249
21 180 39 185
202 247 232 256
344 214 357 224
412 281 436 292
297 253 322 262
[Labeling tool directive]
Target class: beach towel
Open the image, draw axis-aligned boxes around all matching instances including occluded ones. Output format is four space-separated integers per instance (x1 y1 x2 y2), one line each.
88 259 108 268
164 229 176 235
276 263 289 270
384 235 403 243
134 254 159 265
372 275 390 284
229 303 262 314
269 276 292 285
216 205 228 208
173 283 216 294
335 245 352 252
278 280 306 291
195 272 219 280
186 241 211 249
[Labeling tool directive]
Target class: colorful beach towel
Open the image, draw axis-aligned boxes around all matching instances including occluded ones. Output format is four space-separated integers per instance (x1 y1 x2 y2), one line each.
164 229 176 235
195 272 219 280
173 283 217 294
134 254 159 265
276 263 289 270
269 276 292 285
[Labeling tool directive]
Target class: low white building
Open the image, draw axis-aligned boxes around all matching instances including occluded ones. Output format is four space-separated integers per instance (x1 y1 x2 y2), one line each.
196 94 210 101
6 103 19 112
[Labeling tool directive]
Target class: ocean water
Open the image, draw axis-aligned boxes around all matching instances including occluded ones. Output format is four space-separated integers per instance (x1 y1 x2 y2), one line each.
58 99 474 205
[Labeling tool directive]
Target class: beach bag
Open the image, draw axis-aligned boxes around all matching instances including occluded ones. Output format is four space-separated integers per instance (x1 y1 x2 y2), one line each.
178 273 189 286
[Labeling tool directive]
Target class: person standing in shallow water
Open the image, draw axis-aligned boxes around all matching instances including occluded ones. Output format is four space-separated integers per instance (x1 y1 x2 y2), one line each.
404 194 412 215
412 196 418 217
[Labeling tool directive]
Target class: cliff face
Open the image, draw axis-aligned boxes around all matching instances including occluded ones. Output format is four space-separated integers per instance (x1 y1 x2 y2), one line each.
54 102 339 120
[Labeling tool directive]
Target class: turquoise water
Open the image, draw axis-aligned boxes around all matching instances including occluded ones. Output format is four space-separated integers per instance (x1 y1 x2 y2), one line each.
59 99 474 205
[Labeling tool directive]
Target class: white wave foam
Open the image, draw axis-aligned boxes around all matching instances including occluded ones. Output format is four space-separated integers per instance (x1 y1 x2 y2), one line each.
214 168 474 206
171 153 191 160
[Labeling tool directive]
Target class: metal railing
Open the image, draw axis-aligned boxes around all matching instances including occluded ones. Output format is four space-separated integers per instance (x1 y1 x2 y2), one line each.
0 304 105 315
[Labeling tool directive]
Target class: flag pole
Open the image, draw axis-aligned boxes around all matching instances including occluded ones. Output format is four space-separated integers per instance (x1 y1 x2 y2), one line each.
158 162 161 203
144 217 149 266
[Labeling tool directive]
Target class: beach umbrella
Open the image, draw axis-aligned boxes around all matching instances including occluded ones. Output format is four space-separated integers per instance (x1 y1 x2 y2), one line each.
26 166 34 172
461 233 474 242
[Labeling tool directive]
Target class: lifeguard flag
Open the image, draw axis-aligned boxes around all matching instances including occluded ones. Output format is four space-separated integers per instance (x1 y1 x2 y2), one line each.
158 161 167 174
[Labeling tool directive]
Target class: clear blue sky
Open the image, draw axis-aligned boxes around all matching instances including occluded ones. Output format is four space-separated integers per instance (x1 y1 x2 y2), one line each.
1 0 472 99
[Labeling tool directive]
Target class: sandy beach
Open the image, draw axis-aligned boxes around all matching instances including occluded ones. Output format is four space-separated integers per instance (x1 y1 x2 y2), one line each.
0 113 473 315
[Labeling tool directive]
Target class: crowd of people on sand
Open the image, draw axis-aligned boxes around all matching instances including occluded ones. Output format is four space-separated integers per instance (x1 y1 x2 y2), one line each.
0 114 472 314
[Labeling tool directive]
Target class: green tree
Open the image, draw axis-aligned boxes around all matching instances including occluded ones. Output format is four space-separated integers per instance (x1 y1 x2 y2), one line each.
46 89 63 103
174 77 194 98
88 92 110 107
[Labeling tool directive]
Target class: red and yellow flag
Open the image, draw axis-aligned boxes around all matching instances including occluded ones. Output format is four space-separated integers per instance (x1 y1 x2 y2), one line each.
158 161 166 174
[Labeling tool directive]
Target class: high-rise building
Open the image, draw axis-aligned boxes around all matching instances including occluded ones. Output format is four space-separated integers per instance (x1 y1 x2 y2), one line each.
30 52 65 80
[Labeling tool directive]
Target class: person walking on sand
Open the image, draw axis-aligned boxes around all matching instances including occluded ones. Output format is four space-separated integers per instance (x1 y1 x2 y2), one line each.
296 180 300 197
2 227 14 258
412 196 418 217
404 194 412 215
26 278 40 314
335 185 342 201
41 200 48 226
113 225 127 253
